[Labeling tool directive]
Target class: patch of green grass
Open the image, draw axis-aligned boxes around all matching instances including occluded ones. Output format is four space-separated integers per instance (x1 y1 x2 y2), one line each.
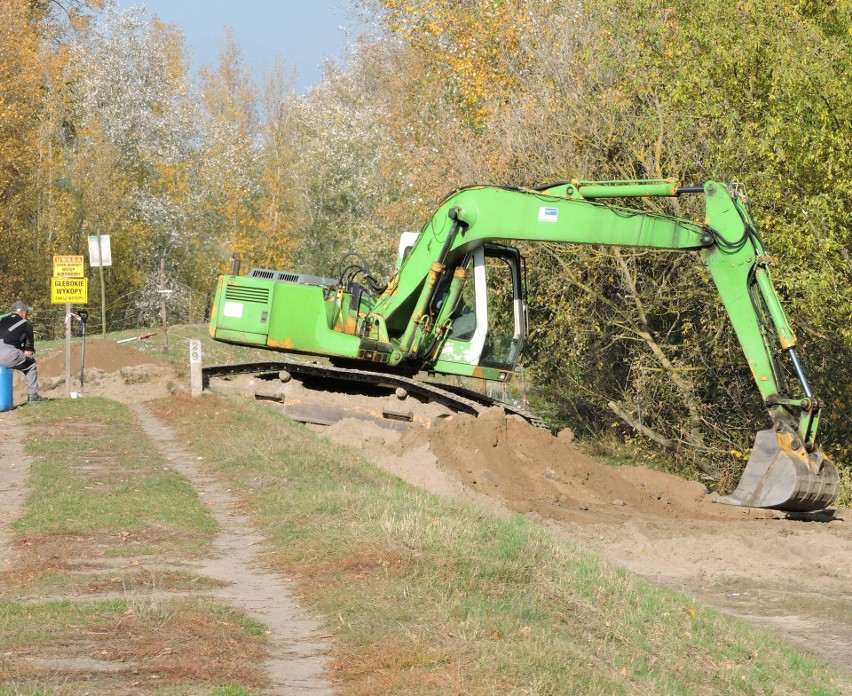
209 604 268 639
16 398 216 542
153 394 849 696
0 597 127 640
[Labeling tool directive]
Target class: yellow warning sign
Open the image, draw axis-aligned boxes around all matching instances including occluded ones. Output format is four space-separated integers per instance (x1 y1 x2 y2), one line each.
51 277 88 304
53 255 85 278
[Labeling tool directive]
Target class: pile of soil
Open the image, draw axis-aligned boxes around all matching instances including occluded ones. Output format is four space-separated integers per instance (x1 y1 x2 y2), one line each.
316 408 780 525
16 338 183 404
404 407 742 521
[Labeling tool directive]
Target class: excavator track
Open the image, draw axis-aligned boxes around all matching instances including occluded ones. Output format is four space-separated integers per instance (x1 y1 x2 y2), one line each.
202 359 548 429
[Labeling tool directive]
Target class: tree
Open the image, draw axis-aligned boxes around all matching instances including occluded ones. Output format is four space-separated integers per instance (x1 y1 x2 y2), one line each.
0 0 67 306
0 0 104 310
252 59 300 270
194 29 263 273
374 0 536 125
284 39 419 278
67 4 199 327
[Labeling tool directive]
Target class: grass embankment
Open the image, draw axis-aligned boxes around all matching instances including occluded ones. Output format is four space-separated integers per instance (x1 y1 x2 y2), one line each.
1 399 269 695
153 394 846 695
37 322 852 509
6 327 848 694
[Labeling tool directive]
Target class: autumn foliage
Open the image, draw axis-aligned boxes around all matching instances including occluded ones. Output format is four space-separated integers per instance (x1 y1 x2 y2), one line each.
0 0 849 491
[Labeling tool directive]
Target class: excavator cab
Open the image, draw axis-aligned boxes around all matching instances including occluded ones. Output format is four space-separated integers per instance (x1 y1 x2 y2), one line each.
433 244 527 378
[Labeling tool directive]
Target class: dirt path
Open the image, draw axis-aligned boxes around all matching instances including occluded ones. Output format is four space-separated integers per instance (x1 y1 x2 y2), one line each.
0 409 30 575
130 403 334 695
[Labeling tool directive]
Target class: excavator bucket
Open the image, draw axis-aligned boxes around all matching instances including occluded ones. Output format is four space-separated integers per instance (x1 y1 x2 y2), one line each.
717 430 840 512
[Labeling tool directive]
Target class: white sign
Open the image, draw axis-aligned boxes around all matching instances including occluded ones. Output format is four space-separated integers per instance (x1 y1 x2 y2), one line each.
538 207 558 223
189 339 203 397
88 235 112 267
223 301 244 318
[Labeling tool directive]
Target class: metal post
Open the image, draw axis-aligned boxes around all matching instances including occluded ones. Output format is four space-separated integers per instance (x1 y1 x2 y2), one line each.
98 234 106 338
159 257 169 352
78 309 88 396
64 304 71 398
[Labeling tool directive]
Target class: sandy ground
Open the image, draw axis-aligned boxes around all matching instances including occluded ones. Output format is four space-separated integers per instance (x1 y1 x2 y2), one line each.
3 339 851 684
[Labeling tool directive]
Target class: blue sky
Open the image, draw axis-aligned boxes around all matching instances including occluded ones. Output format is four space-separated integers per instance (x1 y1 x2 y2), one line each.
114 0 366 92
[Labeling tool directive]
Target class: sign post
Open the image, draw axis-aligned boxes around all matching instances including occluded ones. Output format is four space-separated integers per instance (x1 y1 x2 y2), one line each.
52 256 87 398
88 234 111 338
78 309 88 396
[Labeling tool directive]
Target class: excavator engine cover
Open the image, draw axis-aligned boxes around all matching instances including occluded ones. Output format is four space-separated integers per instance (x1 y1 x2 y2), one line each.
717 429 839 511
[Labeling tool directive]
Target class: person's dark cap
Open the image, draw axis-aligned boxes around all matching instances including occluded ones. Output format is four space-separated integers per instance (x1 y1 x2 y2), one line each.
10 301 31 313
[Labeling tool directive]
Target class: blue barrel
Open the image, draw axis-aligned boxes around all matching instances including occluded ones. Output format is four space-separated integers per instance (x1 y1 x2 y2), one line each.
0 366 13 412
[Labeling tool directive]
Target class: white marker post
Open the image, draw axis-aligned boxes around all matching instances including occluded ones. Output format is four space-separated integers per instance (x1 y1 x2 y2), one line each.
88 234 111 338
189 339 202 397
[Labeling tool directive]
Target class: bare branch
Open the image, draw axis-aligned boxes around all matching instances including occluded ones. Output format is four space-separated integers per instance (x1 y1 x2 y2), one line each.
607 401 675 450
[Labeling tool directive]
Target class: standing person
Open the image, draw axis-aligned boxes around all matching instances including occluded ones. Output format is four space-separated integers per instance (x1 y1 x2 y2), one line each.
0 301 49 403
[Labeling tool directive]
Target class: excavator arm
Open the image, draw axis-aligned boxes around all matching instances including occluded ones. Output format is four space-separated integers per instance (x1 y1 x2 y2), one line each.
369 179 838 510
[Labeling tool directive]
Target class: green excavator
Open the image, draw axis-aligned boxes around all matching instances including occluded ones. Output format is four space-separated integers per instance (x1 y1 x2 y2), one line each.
208 179 840 512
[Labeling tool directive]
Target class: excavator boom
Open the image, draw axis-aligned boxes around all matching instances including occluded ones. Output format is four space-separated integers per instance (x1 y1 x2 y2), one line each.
209 178 840 512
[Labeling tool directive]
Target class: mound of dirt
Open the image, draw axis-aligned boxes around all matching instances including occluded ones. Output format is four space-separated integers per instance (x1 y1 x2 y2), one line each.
316 406 851 673
39 339 159 376
323 407 761 524
405 407 739 521
18 339 184 404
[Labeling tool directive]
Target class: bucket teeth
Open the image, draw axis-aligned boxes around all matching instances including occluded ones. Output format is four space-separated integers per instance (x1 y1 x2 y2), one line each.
716 430 839 512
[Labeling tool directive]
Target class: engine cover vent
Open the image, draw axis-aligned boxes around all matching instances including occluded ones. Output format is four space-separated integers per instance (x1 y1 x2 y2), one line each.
224 285 270 304
248 268 338 287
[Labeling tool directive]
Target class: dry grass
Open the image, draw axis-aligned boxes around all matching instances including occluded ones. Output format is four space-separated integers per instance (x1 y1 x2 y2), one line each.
0 598 269 692
152 393 848 696
2 398 271 695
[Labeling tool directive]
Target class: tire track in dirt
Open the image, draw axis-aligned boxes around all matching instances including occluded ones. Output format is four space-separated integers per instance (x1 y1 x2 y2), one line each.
130 403 335 695
0 409 30 574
